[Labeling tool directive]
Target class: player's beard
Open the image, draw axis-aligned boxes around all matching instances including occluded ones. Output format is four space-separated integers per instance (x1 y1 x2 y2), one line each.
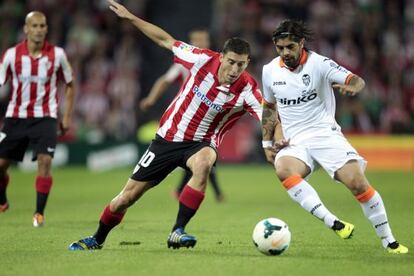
283 56 299 69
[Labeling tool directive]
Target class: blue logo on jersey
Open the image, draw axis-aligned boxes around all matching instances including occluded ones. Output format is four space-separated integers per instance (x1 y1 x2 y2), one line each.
192 85 224 112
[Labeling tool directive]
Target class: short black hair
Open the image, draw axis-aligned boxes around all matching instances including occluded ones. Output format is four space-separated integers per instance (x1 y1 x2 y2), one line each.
222 37 250 56
272 20 313 43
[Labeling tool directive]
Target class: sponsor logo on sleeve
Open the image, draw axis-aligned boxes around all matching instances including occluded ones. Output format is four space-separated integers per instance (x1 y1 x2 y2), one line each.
179 43 195 52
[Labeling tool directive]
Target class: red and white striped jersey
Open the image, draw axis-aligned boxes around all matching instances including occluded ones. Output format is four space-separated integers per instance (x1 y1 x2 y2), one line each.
164 63 188 83
0 40 73 119
157 41 262 148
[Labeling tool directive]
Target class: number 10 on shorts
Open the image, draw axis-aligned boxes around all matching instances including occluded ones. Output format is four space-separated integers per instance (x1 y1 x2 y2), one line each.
133 150 155 173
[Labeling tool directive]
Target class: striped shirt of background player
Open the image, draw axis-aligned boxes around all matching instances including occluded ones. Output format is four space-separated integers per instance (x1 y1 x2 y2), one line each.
0 40 72 119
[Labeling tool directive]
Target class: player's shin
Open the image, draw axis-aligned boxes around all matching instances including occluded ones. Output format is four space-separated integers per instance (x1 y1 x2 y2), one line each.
172 185 205 231
356 186 396 247
0 174 10 205
35 176 52 214
94 205 126 245
282 175 338 228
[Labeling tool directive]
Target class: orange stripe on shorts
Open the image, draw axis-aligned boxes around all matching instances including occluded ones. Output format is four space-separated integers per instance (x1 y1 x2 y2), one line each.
356 185 375 203
282 175 303 190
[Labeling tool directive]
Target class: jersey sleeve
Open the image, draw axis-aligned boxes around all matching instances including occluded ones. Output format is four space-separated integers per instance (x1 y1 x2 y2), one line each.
172 41 204 70
319 56 353 85
56 47 73 84
164 63 185 82
243 80 263 121
261 65 276 106
0 48 13 86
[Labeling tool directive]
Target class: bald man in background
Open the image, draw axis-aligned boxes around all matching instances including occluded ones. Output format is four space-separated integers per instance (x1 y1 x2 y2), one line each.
0 11 74 227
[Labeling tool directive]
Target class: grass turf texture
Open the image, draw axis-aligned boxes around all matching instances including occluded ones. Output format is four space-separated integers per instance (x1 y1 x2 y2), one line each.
0 165 413 275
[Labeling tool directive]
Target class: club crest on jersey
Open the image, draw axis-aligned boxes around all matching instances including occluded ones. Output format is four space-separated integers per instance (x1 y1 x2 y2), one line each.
302 74 310 86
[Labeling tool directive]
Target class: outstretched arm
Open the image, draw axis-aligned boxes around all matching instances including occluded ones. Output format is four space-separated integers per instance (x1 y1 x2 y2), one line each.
108 0 176 50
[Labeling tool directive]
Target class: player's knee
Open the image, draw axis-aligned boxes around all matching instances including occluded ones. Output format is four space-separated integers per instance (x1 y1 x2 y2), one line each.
275 164 295 182
346 174 369 195
192 161 212 181
37 155 52 172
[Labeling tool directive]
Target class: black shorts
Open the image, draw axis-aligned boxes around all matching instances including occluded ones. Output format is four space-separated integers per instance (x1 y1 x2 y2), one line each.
0 118 58 162
131 135 216 185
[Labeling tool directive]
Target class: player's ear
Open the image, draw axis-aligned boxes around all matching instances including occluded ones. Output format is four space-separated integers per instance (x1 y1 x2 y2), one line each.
299 38 305 49
23 24 28 35
219 52 224 62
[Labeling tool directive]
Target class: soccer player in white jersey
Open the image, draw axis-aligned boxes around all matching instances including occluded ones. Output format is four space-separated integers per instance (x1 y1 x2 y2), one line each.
68 0 262 251
140 29 224 202
0 12 74 227
261 20 407 254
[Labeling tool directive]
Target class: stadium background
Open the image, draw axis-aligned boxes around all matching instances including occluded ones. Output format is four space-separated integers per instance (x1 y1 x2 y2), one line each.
1 0 414 169
1 1 413 275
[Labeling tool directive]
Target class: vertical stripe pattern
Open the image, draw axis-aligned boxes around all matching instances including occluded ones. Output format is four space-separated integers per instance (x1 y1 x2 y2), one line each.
3 41 72 119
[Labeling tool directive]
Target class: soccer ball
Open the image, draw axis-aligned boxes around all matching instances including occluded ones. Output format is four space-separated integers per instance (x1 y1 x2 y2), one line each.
252 218 291 256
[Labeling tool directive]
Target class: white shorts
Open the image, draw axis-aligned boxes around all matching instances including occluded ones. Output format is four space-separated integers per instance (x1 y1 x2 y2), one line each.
275 131 367 179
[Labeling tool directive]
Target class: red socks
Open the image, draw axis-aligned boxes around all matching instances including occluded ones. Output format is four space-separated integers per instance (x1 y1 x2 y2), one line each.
179 185 205 210
35 176 53 194
100 205 125 227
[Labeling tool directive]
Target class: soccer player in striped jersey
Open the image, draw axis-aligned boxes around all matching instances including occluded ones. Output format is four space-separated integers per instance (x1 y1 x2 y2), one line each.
0 11 74 227
68 0 261 250
261 20 407 254
139 29 224 202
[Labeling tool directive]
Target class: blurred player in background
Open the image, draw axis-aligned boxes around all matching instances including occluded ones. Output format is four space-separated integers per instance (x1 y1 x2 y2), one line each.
0 12 74 227
140 29 224 202
69 0 261 251
261 19 407 254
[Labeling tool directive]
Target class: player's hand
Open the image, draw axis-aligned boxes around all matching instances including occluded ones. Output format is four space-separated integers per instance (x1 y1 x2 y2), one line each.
274 138 290 152
139 97 154 112
108 0 133 20
59 117 70 136
332 83 359 96
263 138 289 164
263 147 276 164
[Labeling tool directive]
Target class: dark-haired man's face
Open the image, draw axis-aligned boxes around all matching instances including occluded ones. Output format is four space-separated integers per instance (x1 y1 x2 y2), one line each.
218 52 249 84
274 37 304 69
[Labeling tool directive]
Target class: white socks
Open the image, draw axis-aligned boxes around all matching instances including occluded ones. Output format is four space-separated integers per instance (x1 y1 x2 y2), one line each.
356 186 396 248
283 176 338 228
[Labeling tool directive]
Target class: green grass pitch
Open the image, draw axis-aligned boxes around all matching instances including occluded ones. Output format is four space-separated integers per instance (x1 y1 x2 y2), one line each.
0 165 413 275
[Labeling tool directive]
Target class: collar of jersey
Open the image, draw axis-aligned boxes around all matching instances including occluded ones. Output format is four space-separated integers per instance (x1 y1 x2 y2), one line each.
23 39 50 59
279 49 308 71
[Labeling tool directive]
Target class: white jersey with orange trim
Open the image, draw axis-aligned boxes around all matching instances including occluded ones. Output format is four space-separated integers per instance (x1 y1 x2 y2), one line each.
164 63 189 83
156 41 262 148
262 50 353 143
0 40 72 119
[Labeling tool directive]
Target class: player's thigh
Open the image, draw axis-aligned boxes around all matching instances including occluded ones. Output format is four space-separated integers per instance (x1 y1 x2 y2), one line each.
310 133 366 179
28 118 58 161
275 145 313 179
130 137 183 185
0 118 30 161
185 146 217 174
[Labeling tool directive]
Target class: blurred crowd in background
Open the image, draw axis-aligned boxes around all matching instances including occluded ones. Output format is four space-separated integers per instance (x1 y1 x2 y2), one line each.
1 0 414 144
